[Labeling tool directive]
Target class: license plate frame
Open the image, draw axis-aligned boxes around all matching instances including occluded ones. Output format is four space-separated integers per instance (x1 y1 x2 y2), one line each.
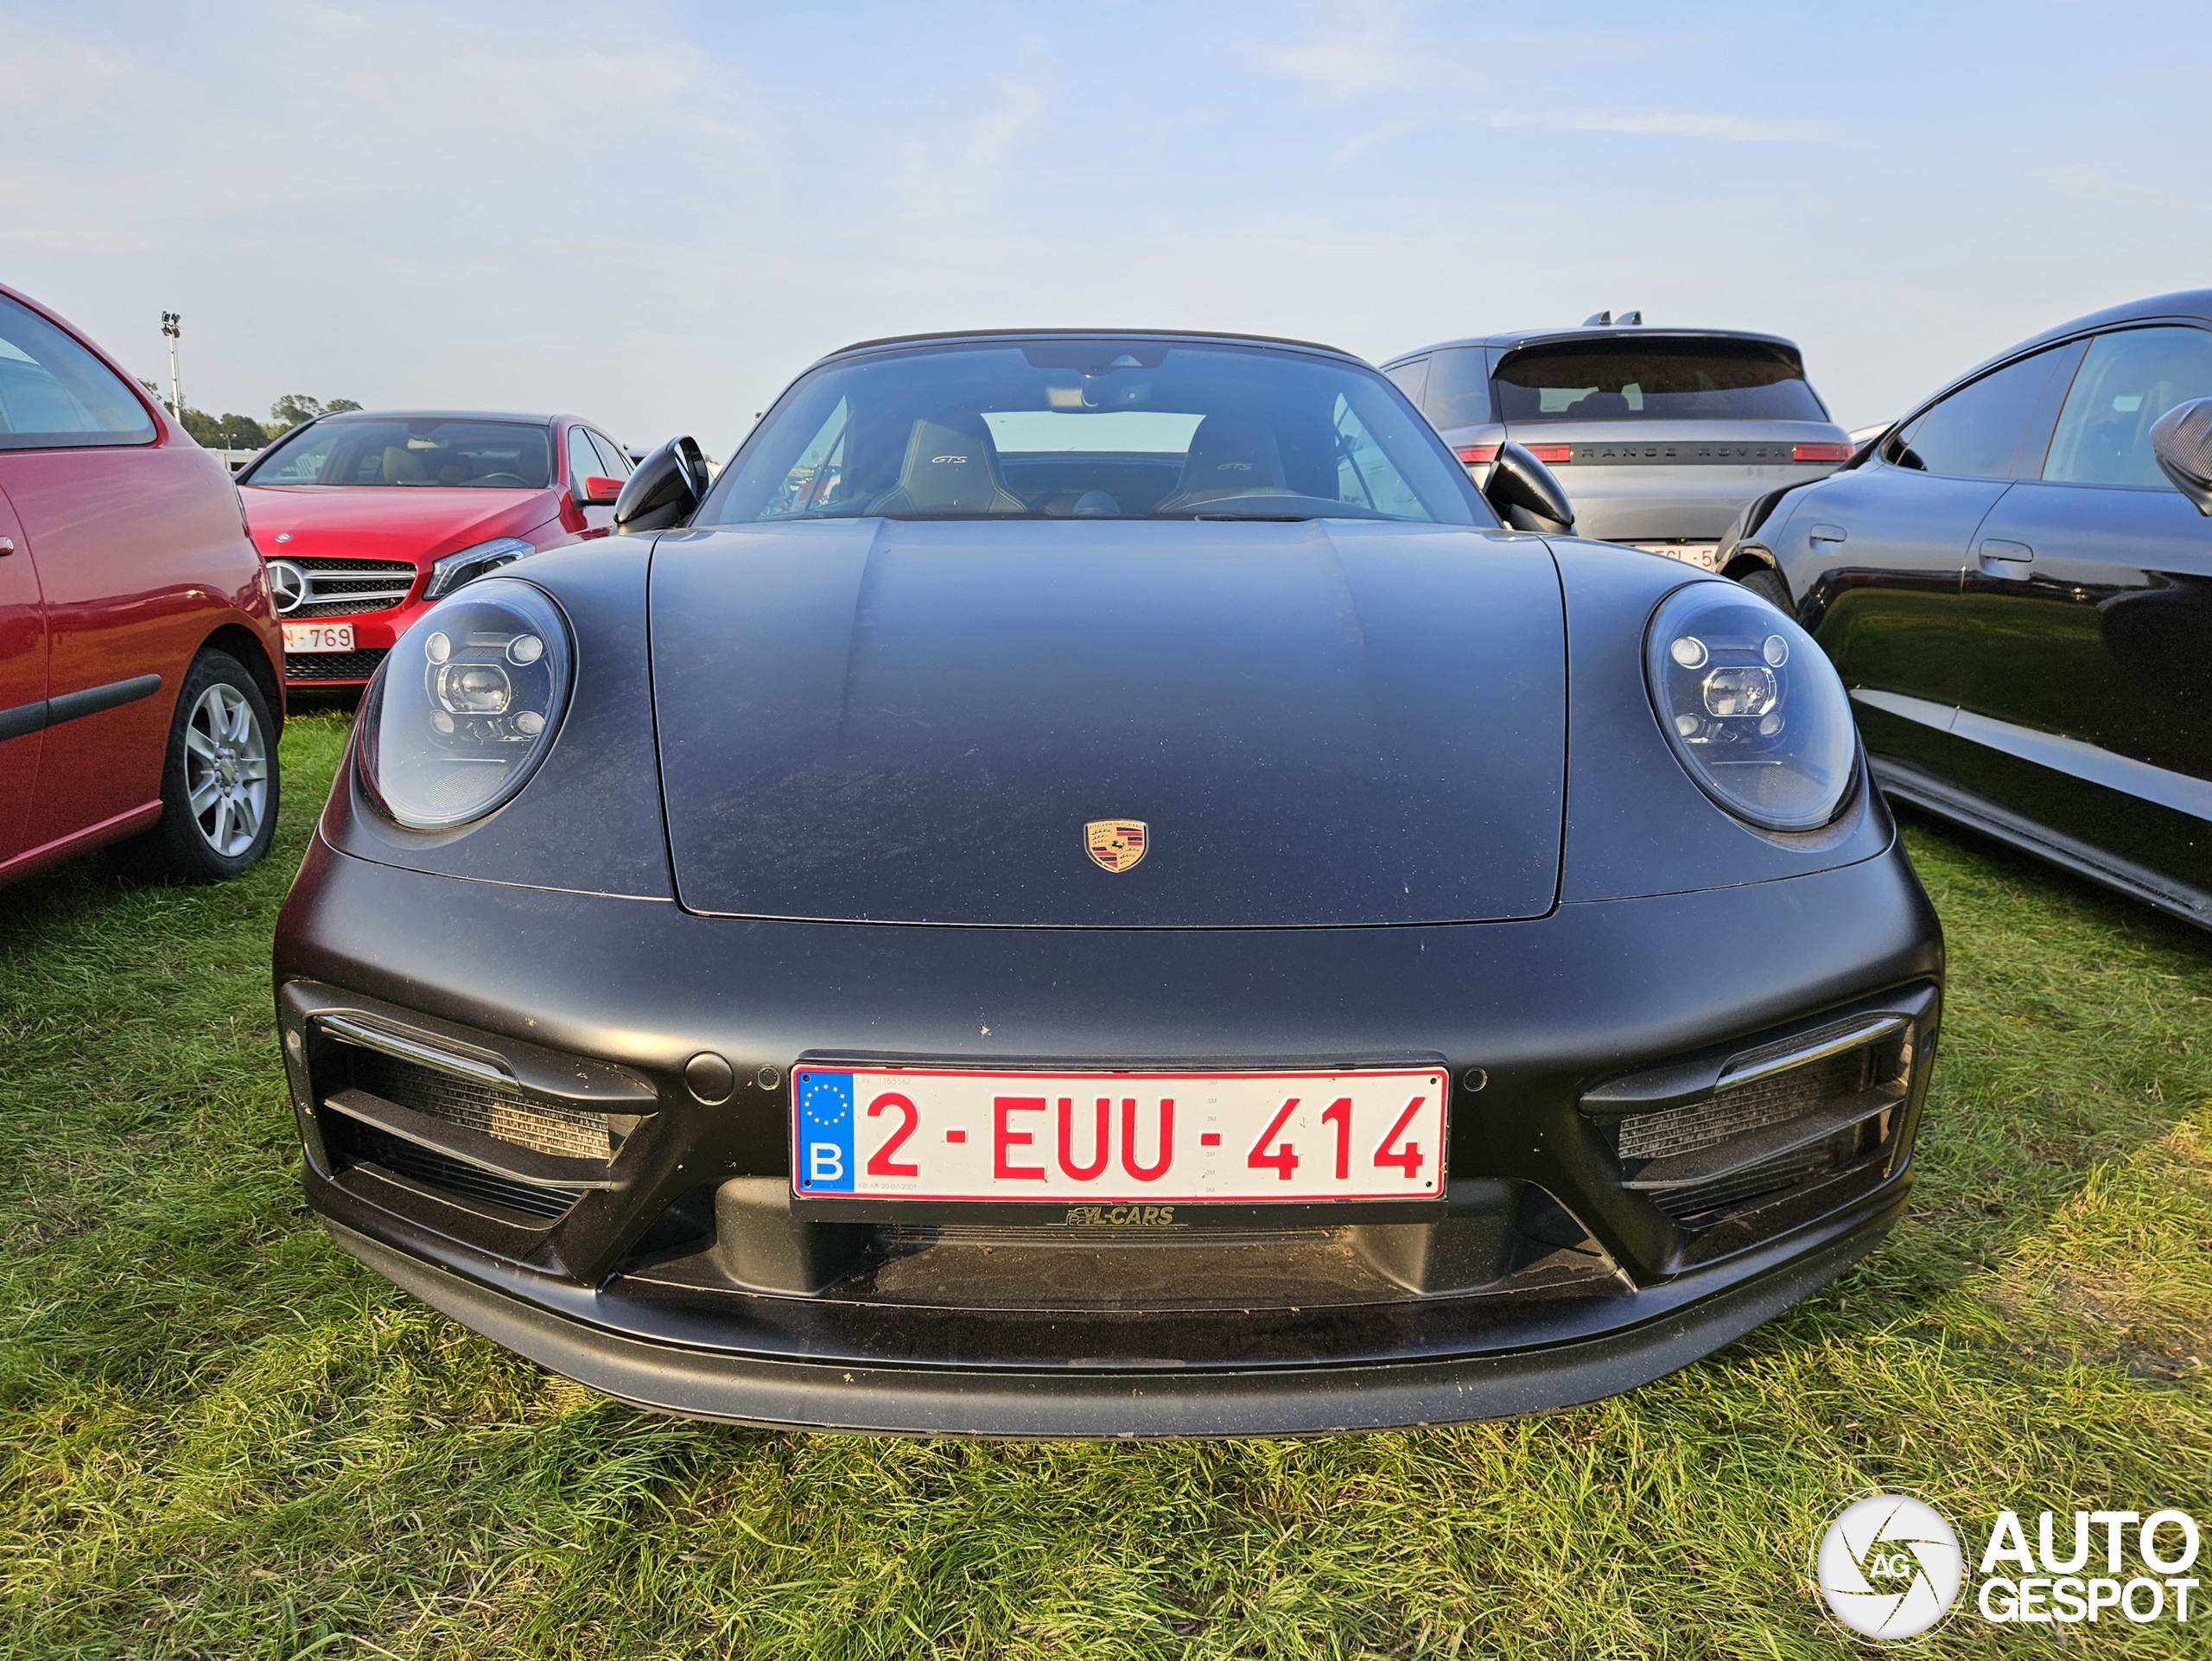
790 1064 1449 1210
282 621 355 652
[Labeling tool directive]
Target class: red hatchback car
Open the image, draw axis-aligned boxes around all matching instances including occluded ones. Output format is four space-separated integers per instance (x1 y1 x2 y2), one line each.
1 283 284 889
235 410 634 691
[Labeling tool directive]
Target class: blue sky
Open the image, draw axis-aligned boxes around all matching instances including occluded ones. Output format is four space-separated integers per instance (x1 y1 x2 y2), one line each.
4 1 2209 455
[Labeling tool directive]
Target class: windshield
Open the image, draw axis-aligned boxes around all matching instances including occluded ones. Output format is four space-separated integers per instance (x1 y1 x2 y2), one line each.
242 417 554 488
1492 338 1827 423
704 340 1487 525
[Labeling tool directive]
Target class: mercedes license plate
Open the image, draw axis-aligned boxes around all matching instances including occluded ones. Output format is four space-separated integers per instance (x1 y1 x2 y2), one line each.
283 622 354 652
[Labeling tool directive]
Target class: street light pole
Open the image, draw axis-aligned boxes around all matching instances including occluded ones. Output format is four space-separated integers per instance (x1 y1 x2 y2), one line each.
160 312 182 422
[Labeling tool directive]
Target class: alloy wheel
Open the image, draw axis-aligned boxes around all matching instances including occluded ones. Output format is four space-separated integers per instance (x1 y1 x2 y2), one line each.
182 683 269 856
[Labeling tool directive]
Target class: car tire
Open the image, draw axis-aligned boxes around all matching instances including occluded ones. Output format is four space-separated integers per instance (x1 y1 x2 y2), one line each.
1734 566 1791 612
110 650 281 885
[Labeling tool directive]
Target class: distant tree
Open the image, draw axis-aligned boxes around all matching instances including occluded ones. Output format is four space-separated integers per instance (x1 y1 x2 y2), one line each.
134 382 273 451
270 393 363 430
270 394 325 430
214 413 272 449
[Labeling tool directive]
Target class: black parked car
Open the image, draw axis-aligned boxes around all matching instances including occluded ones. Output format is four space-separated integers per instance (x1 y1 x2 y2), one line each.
276 330 1941 1436
1717 290 2212 929
1381 315 1853 591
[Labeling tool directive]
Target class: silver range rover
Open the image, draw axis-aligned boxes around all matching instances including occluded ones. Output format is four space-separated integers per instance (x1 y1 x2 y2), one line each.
1382 316 1855 606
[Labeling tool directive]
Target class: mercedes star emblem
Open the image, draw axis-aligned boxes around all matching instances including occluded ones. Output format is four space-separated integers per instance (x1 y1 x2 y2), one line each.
266 559 308 614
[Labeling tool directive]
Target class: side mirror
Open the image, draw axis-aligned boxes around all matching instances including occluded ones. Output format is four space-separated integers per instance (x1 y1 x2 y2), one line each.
2150 397 2212 516
1482 442 1575 534
613 436 708 533
577 475 624 507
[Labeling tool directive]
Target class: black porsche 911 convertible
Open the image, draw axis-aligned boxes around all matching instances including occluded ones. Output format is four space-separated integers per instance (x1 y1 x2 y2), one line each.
274 330 1943 1436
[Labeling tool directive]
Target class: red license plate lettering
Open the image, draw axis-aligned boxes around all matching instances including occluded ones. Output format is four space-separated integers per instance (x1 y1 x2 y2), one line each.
792 1068 1447 1203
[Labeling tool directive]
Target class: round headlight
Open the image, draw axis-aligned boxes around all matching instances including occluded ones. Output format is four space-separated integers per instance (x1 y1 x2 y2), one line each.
1644 582 1856 832
359 578 572 830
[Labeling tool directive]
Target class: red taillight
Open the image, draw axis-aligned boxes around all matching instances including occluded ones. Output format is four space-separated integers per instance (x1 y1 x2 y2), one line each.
1793 442 1853 463
1525 443 1573 465
1454 443 1500 465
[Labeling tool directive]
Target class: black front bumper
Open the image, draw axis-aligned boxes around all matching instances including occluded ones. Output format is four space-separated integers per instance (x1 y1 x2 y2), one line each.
276 832 1942 1435
323 1198 1899 1436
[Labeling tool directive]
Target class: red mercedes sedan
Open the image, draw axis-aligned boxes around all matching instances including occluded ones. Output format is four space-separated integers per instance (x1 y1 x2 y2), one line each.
235 410 634 691
2 282 284 889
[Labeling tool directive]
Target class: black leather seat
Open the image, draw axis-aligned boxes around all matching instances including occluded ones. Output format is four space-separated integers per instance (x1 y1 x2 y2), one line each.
866 417 1027 516
1154 413 1292 511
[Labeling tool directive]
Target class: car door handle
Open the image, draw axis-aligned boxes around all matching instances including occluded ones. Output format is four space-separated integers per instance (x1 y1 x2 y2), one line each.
1978 538 2033 570
1807 523 1847 544
0 537 15 557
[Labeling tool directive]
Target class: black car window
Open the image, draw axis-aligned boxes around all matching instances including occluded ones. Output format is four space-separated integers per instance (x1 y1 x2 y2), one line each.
0 294 158 450
1887 347 2071 480
1383 358 1427 407
1491 337 1823 423
2042 325 2212 487
709 340 1489 525
1424 347 1493 429
242 418 554 488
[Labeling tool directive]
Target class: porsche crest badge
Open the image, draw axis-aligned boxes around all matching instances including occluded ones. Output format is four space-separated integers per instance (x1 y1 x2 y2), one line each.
1085 819 1147 873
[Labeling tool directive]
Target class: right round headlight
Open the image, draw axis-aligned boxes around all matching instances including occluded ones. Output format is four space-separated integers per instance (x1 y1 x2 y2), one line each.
359 578 572 830
1643 581 1857 832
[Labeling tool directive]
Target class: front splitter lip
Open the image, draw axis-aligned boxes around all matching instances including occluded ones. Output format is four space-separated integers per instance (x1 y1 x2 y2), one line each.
320 1195 1901 1438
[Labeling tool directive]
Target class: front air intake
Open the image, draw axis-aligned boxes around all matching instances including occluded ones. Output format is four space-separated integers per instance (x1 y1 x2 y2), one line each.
344 1047 612 1162
309 1014 628 1225
1583 995 1931 1243
1617 1044 1878 1166
285 646 389 682
338 1121 584 1220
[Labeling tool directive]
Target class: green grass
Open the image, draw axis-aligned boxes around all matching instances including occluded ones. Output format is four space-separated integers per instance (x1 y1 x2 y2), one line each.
2 710 2207 1658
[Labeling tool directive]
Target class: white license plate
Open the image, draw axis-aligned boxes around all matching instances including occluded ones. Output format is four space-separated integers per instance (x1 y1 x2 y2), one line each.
1629 543 1720 570
282 622 355 652
791 1066 1447 1203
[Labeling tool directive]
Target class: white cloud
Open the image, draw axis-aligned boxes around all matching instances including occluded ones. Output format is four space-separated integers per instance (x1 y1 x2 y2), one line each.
1484 108 1839 143
891 81 1046 222
2044 164 2209 212
0 5 762 247
0 3 775 435
6 1 2208 453
1326 119 1417 171
1256 0 1421 97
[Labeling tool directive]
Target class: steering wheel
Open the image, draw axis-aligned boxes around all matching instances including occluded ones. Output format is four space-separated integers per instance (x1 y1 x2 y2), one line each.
468 472 528 487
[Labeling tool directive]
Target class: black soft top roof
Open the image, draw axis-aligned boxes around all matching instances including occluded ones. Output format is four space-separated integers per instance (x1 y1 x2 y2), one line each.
812 328 1363 373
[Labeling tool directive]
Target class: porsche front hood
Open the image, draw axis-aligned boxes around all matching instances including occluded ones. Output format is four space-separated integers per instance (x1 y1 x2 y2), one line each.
649 519 1565 926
